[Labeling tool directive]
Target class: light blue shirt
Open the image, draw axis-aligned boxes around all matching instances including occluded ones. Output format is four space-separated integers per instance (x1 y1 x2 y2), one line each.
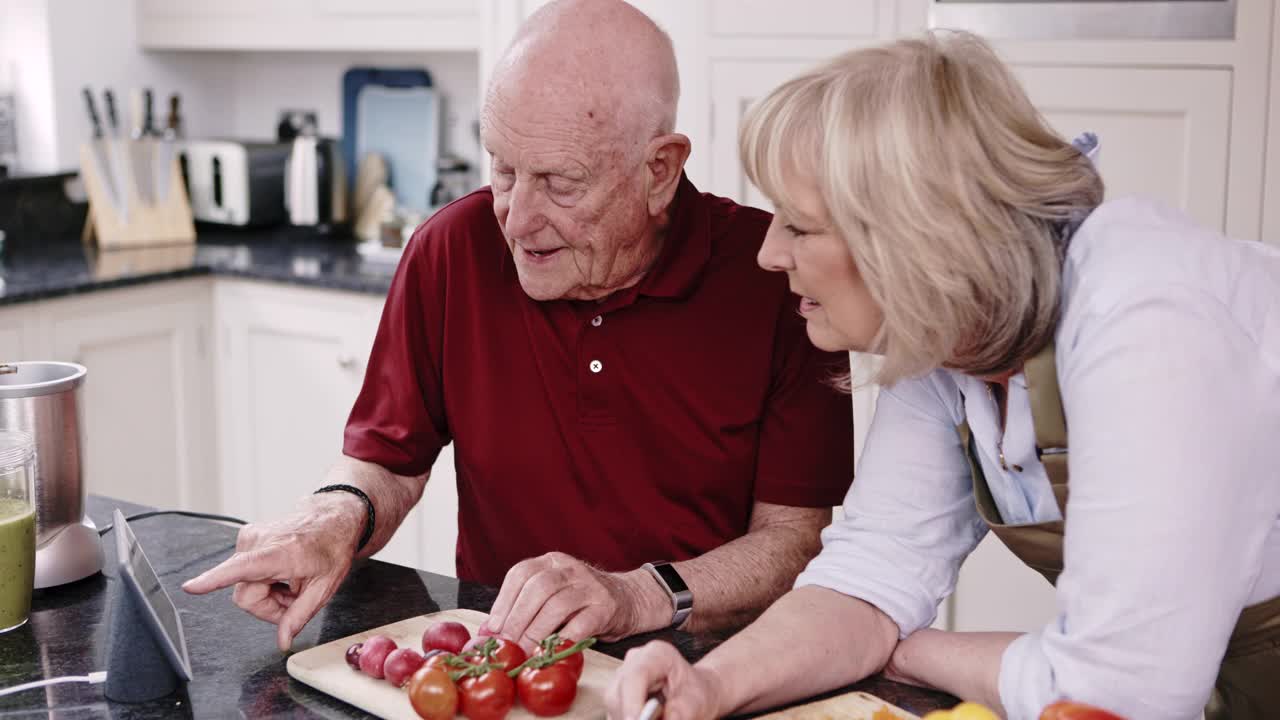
795 195 1280 719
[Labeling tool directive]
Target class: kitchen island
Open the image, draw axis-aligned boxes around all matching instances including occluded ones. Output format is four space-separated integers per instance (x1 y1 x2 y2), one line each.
0 496 959 718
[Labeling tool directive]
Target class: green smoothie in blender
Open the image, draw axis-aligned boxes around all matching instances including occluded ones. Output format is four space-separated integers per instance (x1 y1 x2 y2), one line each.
0 496 35 631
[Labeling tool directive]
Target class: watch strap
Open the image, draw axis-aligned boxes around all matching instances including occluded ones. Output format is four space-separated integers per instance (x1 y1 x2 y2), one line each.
642 561 693 629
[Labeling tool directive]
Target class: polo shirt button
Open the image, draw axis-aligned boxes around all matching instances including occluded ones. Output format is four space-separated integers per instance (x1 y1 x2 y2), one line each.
589 360 603 373
591 315 603 327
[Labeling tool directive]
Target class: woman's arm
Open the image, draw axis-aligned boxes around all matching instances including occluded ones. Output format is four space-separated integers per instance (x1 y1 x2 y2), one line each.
704 586 900 715
607 586 898 720
884 629 1018 714
608 373 989 720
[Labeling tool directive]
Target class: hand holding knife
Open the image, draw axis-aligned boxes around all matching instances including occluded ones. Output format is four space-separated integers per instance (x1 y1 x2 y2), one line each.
638 693 665 720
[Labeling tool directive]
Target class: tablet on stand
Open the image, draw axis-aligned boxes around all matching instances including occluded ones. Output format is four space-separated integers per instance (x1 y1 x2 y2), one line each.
103 509 193 703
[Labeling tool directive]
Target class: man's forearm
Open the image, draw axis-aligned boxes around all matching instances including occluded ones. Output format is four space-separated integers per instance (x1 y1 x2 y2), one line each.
619 505 829 634
317 455 429 559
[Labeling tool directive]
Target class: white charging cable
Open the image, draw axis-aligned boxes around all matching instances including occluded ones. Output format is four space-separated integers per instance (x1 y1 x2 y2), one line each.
0 671 107 697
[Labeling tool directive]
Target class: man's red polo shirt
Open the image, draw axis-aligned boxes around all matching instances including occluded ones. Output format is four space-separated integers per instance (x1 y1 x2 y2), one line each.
343 176 854 585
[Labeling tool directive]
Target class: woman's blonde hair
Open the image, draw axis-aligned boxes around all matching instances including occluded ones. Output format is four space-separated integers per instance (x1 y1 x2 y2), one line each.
740 31 1104 386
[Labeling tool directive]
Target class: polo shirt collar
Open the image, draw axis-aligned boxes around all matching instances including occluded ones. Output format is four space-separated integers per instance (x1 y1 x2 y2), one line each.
634 173 712 300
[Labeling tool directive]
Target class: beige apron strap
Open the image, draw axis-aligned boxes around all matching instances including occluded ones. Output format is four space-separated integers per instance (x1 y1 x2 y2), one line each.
1024 340 1070 491
957 420 1062 585
1024 340 1067 449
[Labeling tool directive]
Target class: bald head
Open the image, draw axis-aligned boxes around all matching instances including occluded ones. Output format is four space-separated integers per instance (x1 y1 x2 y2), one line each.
479 0 692 304
484 0 680 145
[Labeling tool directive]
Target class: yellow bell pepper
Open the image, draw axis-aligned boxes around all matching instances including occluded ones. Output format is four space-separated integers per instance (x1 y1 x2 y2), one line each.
922 701 1001 720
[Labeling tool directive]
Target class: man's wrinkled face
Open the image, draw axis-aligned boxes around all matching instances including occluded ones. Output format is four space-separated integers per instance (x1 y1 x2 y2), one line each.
482 85 655 302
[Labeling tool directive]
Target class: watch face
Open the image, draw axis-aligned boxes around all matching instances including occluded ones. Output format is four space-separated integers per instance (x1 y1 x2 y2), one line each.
652 562 689 595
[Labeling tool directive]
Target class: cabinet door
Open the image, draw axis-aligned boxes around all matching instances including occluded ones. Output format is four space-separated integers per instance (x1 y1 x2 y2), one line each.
44 280 214 512
708 59 825 205
215 282 378 522
952 534 1059 632
707 0 880 38
138 0 480 51
1014 65 1231 232
0 306 32 361
215 281 457 571
1265 6 1280 245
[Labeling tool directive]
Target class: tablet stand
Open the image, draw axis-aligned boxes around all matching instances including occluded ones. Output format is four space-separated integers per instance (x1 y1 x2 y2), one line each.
103 575 182 702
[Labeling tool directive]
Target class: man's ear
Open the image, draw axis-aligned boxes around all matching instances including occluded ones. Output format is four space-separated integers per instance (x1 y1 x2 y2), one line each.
645 133 692 217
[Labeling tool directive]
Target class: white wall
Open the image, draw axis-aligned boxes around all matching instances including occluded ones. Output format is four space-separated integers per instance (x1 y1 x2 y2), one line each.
1 0 59 173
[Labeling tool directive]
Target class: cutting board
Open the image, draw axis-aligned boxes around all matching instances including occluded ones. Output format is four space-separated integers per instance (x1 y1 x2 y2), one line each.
287 608 621 720
755 691 921 720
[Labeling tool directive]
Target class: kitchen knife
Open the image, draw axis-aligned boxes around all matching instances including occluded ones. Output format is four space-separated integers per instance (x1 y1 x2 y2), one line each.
129 88 154 205
82 87 103 139
638 693 664 720
101 88 130 220
102 89 119 137
143 88 157 137
82 87 124 217
155 93 181 202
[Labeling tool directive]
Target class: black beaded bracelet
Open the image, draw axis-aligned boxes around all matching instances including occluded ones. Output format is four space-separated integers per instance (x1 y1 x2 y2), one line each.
314 484 375 553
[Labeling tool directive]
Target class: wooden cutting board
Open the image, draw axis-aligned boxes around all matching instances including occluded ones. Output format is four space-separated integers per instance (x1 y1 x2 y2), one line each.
287 608 621 720
755 691 921 720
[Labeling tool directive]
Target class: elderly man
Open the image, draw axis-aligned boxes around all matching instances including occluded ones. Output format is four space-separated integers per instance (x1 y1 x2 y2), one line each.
184 0 853 653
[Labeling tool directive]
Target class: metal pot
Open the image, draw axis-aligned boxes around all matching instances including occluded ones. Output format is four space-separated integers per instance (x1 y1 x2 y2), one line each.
0 361 102 587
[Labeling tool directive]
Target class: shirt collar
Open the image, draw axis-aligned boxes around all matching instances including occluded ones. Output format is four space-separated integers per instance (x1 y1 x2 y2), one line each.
633 173 712 300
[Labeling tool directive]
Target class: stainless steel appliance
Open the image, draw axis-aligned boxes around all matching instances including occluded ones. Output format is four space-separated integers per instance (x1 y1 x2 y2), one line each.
929 0 1237 41
179 140 291 227
0 362 104 589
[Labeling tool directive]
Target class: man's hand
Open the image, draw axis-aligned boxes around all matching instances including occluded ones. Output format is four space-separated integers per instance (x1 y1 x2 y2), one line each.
606 641 724 720
480 552 671 652
182 493 366 651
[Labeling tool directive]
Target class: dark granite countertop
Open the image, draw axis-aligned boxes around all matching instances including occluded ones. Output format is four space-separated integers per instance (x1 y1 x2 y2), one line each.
0 227 400 306
0 496 957 718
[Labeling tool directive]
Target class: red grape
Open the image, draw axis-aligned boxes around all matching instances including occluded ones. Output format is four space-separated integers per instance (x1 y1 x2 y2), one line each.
422 621 471 655
384 647 427 688
345 642 363 670
358 635 398 679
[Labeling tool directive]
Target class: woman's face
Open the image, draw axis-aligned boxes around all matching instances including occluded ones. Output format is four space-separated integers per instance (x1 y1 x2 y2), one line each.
757 174 884 353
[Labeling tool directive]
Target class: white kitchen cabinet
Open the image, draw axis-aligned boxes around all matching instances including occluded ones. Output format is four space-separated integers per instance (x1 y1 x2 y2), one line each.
952 535 1059 633
707 59 823 205
0 307 34 361
213 280 459 574
1014 65 1232 233
213 280 379 522
1265 6 1280 246
137 0 481 52
708 0 880 38
36 279 216 513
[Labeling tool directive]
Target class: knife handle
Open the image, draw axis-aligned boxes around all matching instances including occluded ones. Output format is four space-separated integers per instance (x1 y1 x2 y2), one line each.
143 88 156 137
102 89 119 136
82 87 103 139
165 93 183 140
130 88 146 140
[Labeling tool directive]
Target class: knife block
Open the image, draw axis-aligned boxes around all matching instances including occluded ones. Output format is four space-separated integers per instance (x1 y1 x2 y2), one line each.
79 138 195 249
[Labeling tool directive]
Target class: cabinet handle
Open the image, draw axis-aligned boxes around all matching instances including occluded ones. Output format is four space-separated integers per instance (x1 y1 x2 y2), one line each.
337 354 358 370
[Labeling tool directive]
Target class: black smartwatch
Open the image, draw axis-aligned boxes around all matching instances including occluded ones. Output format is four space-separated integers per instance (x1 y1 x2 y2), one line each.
642 561 693 629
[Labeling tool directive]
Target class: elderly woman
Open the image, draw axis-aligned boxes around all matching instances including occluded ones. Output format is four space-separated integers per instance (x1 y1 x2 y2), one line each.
606 31 1280 720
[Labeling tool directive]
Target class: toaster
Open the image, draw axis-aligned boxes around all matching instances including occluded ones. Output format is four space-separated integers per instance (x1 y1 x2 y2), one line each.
178 140 291 226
